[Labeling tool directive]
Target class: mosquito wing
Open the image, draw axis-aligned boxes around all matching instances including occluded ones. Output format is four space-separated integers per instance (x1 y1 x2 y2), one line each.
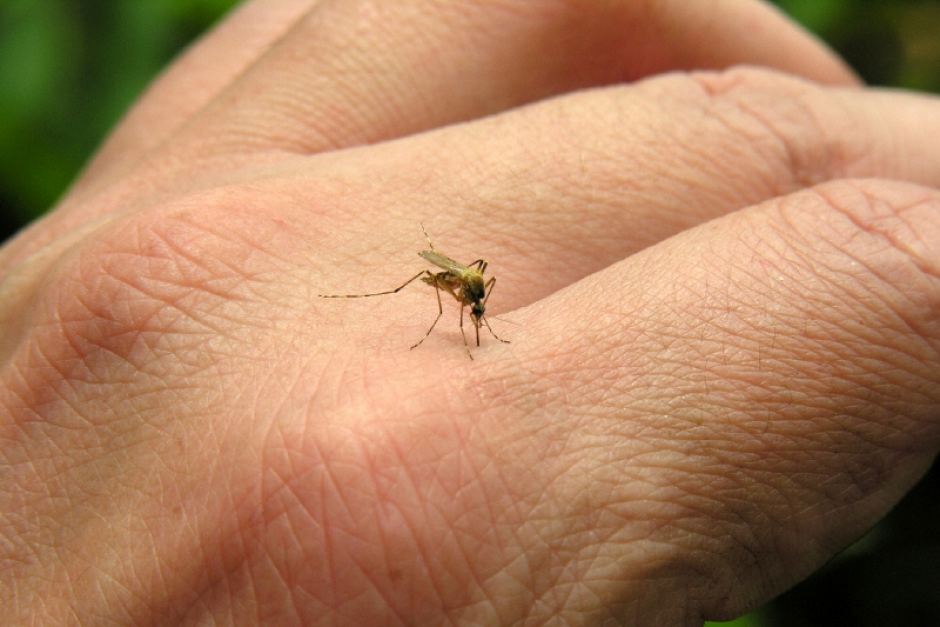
419 250 469 274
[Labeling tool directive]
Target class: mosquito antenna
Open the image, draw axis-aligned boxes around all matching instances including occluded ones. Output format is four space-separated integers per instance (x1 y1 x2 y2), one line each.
419 223 436 251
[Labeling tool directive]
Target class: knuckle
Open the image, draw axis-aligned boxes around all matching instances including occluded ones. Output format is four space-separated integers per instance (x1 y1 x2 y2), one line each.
774 177 940 382
791 178 940 294
688 66 869 190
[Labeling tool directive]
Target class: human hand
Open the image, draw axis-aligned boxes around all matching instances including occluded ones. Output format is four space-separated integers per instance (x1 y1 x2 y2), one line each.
3 1 939 624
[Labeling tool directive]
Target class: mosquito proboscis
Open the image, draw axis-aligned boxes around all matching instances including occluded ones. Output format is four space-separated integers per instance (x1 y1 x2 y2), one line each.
318 225 510 359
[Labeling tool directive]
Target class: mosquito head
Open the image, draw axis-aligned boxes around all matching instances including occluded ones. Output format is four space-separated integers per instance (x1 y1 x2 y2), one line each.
469 274 486 319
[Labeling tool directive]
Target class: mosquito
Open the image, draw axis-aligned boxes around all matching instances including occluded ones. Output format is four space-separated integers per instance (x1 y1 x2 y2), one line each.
318 225 510 359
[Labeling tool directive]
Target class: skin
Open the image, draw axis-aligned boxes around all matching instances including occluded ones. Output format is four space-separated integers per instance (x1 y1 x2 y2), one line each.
1 0 939 624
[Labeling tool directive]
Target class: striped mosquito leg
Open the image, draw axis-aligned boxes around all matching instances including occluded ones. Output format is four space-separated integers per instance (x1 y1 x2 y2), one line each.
482 316 510 343
318 271 426 298
480 277 510 344
410 283 444 350
481 276 496 307
468 259 487 273
459 305 473 360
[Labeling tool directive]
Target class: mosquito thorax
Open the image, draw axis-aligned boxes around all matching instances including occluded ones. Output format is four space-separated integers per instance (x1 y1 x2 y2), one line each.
466 274 485 302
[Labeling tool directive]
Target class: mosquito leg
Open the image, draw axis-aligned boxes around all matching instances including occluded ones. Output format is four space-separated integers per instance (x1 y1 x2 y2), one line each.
459 305 473 360
411 281 444 350
480 277 510 344
318 270 426 298
481 276 496 308
482 316 511 344
468 259 487 273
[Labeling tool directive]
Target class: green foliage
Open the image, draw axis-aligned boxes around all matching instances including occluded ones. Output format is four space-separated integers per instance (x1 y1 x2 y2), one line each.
706 614 766 627
0 0 239 227
776 0 940 91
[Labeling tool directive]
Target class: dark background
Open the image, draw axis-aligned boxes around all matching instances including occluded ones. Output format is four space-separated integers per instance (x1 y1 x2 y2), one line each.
1 1 938 625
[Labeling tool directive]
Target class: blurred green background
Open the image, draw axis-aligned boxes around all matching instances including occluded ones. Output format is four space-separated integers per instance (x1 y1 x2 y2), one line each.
0 1 938 624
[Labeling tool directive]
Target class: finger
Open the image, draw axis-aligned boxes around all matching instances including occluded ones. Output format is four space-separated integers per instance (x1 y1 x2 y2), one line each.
305 68 940 320
507 178 940 620
66 0 318 200
0 68 928 295
6 2 852 275
162 0 855 160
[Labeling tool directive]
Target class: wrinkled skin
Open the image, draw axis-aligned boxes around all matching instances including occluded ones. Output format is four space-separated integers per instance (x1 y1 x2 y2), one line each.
2 1 939 625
